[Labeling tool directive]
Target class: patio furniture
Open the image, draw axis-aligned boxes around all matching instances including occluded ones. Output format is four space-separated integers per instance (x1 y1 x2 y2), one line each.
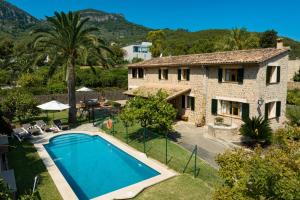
35 120 51 132
12 128 30 141
53 119 69 131
22 124 41 135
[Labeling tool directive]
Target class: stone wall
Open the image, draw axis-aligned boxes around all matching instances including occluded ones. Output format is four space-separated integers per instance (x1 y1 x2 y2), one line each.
288 59 300 81
205 64 260 127
288 82 300 90
258 53 289 129
128 52 289 129
36 89 127 104
128 66 207 123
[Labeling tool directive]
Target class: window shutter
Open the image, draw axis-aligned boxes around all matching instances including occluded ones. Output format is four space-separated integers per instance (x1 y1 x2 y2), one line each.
166 69 168 80
237 68 244 84
218 68 223 83
276 101 281 117
266 66 271 84
211 99 218 115
191 97 195 111
187 68 190 81
158 69 161 80
178 69 181 80
181 95 185 108
241 103 249 121
277 66 280 83
265 103 269 119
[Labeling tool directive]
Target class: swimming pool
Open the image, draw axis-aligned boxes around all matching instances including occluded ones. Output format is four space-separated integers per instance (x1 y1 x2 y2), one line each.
44 133 160 200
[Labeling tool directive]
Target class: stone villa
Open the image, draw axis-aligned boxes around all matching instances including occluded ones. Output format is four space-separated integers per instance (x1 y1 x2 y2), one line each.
125 41 289 129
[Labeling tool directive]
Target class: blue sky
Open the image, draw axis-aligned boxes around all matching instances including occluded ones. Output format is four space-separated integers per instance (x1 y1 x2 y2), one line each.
7 0 300 41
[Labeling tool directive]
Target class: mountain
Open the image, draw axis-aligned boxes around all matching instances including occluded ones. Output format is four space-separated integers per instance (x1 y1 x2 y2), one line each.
0 1 300 59
0 0 39 34
78 9 151 45
0 1 151 45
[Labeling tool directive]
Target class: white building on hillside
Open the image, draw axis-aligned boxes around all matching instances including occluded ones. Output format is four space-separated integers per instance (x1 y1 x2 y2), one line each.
122 42 152 62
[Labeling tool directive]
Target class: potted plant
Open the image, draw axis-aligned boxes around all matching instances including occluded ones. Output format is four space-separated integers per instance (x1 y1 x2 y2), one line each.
214 117 224 125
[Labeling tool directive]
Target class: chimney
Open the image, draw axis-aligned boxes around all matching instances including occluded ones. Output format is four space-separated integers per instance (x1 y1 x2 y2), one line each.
276 38 284 49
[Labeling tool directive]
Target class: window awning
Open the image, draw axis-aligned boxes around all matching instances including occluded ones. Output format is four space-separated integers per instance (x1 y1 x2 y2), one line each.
124 84 191 100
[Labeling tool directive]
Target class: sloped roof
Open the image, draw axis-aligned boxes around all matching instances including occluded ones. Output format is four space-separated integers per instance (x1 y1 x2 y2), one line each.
128 48 289 67
124 84 191 100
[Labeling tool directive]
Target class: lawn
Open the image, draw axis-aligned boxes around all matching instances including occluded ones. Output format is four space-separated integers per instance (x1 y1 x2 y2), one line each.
8 109 221 200
7 139 63 200
96 114 222 199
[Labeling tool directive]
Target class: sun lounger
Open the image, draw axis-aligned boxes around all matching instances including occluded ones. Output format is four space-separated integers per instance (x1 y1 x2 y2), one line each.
34 120 51 133
22 124 41 135
12 127 30 141
53 120 69 131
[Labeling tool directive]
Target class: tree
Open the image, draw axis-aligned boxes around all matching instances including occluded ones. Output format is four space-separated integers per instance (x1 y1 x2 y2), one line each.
0 178 12 199
214 130 300 200
223 28 259 50
121 90 177 152
1 89 40 122
260 30 278 48
123 90 176 132
147 30 166 57
32 11 113 124
17 73 44 88
240 116 272 144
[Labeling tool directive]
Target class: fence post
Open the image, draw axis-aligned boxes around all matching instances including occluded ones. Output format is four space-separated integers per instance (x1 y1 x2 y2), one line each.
194 145 197 178
126 126 129 144
165 132 168 164
143 127 146 154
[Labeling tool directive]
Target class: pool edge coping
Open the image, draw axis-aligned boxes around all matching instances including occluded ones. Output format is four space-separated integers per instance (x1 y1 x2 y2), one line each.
33 130 178 200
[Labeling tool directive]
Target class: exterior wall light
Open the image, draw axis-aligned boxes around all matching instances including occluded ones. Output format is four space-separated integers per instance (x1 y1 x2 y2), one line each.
258 97 264 106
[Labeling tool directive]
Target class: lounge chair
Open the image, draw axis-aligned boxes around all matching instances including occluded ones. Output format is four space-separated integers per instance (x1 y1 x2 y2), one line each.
22 124 41 135
12 128 30 141
34 120 51 133
53 120 69 131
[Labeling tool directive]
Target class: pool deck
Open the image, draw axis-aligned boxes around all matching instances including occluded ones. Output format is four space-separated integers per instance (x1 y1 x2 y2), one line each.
32 128 177 200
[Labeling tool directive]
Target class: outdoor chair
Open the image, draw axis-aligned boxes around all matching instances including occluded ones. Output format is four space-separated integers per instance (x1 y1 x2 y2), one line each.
53 119 69 131
22 123 41 135
12 127 30 141
35 120 51 133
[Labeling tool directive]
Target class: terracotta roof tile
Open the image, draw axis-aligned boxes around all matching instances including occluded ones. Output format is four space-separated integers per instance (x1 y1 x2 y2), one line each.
128 48 289 67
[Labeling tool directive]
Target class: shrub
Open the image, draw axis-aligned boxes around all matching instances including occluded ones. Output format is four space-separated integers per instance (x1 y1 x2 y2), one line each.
17 73 44 88
273 126 300 145
47 82 67 94
287 89 300 106
286 105 300 126
240 116 272 143
0 111 12 135
214 117 224 125
1 89 40 122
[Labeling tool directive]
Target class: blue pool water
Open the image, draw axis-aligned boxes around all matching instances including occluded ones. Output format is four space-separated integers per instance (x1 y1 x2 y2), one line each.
44 133 160 200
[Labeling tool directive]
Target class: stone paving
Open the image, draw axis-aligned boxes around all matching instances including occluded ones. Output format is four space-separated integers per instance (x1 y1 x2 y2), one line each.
173 121 234 169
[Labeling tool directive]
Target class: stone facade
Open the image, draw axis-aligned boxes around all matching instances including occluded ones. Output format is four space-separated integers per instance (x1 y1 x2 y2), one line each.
287 59 300 81
127 52 289 129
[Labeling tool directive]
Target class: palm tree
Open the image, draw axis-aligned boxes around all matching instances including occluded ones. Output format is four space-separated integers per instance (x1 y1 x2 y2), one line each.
222 28 259 50
32 11 112 124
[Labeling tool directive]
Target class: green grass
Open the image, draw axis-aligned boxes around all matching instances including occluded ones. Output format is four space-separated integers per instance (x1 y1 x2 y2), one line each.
97 115 222 199
8 110 221 200
135 174 214 200
7 139 63 200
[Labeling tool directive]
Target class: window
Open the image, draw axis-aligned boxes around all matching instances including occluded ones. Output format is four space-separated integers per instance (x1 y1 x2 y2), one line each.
187 96 195 111
266 66 280 84
159 68 168 80
218 67 244 83
132 68 144 79
225 69 238 82
178 68 190 81
133 46 139 53
220 100 242 117
265 101 281 119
